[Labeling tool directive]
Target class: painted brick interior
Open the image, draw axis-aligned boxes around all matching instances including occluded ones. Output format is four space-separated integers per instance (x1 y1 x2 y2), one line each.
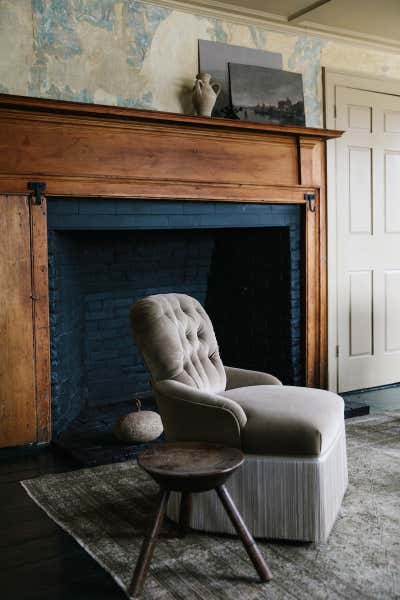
48 232 84 434
48 198 302 436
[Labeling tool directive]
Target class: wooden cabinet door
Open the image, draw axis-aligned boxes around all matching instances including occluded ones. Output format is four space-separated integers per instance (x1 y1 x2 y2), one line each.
0 195 50 447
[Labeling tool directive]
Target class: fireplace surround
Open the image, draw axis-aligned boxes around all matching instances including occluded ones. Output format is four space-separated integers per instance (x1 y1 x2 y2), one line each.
0 94 342 448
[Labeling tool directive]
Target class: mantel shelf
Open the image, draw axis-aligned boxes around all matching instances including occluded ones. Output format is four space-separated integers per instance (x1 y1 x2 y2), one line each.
0 93 343 140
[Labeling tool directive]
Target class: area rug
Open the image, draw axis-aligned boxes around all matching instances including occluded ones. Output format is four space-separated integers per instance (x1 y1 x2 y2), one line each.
21 412 400 599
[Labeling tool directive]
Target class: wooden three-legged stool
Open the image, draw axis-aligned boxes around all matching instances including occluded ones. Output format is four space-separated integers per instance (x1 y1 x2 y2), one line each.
129 442 272 597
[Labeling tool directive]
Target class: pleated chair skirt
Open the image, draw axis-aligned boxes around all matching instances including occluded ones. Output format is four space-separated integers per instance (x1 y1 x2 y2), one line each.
167 425 348 542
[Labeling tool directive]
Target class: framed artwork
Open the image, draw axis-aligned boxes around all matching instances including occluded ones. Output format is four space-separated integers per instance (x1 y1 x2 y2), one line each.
228 63 306 126
198 40 282 118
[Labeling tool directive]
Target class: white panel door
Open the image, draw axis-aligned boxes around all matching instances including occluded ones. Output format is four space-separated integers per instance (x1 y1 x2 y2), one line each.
336 86 400 391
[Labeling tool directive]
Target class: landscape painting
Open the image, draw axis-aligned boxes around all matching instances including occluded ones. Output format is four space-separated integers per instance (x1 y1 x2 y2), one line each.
198 40 282 118
228 63 306 126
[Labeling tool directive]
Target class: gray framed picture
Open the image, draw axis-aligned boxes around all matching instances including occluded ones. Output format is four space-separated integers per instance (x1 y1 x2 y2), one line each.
228 63 306 126
198 40 282 118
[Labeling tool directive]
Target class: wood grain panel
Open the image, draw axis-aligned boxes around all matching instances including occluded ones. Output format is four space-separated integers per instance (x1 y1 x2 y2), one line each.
305 199 319 386
0 176 315 203
0 116 299 188
0 195 36 447
300 138 327 387
0 93 343 139
299 138 319 186
317 142 328 389
30 198 51 443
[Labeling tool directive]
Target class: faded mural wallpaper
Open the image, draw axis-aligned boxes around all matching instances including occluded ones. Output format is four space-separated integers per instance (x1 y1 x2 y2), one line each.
1 0 400 127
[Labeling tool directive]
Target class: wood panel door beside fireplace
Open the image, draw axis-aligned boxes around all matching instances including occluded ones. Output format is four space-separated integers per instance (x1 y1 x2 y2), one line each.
0 195 50 447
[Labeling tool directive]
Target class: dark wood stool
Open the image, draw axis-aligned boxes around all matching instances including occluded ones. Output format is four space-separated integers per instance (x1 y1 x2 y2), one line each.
129 442 272 597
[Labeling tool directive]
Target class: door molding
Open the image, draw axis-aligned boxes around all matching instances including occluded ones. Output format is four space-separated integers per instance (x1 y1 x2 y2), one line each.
323 68 400 391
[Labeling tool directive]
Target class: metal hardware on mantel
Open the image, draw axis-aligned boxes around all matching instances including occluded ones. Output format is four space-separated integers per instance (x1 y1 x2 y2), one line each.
28 181 46 206
304 193 316 212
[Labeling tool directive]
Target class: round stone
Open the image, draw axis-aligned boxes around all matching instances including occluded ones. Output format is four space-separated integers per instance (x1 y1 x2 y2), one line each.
114 410 163 443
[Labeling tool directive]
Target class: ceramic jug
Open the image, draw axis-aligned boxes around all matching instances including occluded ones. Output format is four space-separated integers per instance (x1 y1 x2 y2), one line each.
192 73 221 117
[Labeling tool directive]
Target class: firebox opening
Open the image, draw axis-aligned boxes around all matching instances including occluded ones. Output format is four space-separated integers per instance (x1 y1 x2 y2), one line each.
47 198 303 464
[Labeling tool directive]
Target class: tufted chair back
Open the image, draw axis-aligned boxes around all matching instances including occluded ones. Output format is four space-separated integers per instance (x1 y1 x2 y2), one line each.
131 293 226 393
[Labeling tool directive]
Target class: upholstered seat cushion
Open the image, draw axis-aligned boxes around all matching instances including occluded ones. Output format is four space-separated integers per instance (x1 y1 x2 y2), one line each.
220 385 344 457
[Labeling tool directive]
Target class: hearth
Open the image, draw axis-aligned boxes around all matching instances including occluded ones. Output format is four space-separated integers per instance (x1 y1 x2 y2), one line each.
48 197 303 464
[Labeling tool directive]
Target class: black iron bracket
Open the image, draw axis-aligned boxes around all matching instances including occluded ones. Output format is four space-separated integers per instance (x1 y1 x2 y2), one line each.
304 192 316 212
28 181 46 205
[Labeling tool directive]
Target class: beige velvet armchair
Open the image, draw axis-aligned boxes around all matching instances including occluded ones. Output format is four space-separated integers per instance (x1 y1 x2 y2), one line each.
131 293 348 542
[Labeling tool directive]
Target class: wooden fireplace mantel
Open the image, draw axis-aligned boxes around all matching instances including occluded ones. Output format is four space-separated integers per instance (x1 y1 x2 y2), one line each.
0 94 342 447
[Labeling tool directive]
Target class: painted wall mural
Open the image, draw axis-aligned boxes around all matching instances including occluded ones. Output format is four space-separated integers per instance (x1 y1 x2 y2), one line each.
1 0 400 127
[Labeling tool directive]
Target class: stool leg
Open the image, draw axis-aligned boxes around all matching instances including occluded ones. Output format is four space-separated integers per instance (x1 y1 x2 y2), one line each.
216 484 272 582
128 489 170 598
179 492 192 537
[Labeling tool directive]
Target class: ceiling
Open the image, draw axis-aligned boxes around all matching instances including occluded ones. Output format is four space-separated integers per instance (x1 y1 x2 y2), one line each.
160 0 400 49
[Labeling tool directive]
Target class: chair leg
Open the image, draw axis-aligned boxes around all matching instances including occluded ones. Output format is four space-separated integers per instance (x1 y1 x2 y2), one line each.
128 489 170 598
216 484 272 582
179 492 192 537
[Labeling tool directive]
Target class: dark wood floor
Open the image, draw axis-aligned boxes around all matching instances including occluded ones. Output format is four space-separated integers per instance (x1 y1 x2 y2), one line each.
0 445 127 600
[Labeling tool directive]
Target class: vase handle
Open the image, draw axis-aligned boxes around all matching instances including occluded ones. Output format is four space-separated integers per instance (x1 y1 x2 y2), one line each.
212 82 221 97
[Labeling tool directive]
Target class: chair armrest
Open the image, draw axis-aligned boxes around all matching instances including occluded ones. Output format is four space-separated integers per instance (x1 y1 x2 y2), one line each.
154 379 247 448
224 366 282 390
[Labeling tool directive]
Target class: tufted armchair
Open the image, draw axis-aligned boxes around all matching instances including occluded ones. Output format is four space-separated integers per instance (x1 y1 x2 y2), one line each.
131 293 279 447
131 293 348 542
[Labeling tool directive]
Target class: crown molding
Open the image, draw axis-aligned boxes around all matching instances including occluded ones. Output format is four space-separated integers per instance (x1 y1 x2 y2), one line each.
300 20 400 52
143 0 400 54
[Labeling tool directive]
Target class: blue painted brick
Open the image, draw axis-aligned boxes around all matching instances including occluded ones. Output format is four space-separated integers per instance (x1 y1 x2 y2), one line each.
114 200 146 214
167 215 203 228
85 300 102 311
183 202 216 214
214 203 246 214
86 310 110 321
100 318 129 330
79 199 116 214
200 214 262 227
135 214 172 227
48 198 303 432
50 199 80 215
149 201 184 214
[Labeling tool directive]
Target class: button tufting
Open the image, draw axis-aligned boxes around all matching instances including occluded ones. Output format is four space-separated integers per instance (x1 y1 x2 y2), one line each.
132 293 226 393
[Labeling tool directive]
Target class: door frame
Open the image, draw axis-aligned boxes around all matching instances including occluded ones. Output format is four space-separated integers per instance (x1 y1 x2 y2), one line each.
323 68 400 392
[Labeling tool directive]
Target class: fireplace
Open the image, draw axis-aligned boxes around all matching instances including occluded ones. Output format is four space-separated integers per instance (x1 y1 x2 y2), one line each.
48 197 303 463
0 94 341 450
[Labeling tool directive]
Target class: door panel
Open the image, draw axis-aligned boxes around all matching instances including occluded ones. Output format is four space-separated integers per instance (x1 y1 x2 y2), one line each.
385 151 400 232
385 270 400 353
0 195 36 447
336 86 400 391
384 110 400 133
349 270 373 357
348 147 372 233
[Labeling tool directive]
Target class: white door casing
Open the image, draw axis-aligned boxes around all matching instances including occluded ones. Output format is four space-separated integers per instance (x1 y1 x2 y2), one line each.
325 70 400 392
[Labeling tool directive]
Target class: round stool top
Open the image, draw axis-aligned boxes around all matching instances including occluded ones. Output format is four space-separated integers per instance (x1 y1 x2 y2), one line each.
138 442 243 491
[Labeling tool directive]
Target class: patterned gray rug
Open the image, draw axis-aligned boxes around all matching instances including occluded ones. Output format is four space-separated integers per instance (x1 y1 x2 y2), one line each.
22 413 400 599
